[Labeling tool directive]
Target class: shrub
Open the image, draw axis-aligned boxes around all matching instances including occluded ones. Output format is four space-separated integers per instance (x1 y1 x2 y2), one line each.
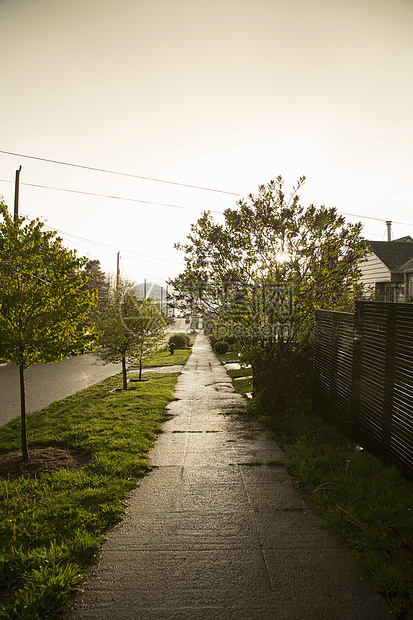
214 341 229 355
168 332 190 349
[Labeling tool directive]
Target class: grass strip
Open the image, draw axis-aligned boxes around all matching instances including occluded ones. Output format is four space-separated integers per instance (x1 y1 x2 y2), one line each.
0 358 189 619
226 367 253 398
224 362 413 619
137 347 192 368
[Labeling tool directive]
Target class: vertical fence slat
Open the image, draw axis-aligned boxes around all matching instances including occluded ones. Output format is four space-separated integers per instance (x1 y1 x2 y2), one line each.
313 302 413 479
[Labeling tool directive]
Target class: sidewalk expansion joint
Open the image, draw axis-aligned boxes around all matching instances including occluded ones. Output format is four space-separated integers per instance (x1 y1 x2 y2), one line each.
171 430 221 433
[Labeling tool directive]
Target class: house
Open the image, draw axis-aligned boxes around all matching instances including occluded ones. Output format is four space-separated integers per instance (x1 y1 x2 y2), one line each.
359 235 413 302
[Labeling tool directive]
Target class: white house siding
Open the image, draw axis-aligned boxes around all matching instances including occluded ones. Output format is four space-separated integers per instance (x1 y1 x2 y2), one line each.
359 252 391 287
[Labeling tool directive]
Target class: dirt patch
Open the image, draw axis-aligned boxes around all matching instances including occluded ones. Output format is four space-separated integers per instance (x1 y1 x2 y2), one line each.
0 446 91 480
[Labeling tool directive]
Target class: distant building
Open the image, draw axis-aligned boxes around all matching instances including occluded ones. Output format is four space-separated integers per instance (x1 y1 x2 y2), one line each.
359 236 413 301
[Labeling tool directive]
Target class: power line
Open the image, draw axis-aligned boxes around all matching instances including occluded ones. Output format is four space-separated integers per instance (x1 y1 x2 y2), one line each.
1 174 410 228
337 211 413 228
0 178 225 214
0 149 245 197
45 227 184 278
46 227 184 265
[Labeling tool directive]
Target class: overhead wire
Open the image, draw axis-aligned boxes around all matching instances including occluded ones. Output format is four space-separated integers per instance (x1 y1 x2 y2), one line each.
0 178 226 214
44 227 184 266
6 150 411 283
0 149 245 197
1 177 411 228
337 211 411 226
0 150 411 228
47 230 181 282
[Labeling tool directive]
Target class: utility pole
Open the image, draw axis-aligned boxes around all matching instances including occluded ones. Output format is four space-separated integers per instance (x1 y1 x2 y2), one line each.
14 166 22 222
116 252 120 288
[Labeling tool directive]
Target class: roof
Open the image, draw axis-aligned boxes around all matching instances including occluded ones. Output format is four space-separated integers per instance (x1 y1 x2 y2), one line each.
368 239 413 272
393 236 413 243
402 257 413 272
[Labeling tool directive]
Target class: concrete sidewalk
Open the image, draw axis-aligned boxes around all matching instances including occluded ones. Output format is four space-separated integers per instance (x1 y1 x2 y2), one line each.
67 335 392 619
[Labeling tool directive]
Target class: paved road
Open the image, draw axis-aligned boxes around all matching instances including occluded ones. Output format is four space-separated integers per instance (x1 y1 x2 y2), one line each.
67 335 391 619
0 354 120 427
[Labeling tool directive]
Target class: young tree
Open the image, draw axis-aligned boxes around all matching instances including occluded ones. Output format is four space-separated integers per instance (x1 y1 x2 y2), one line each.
81 259 110 332
133 297 169 381
96 279 167 388
84 260 110 311
0 202 97 459
171 177 367 414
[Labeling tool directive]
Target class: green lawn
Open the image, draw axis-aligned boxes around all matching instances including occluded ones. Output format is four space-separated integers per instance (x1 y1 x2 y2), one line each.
142 346 191 368
0 368 186 619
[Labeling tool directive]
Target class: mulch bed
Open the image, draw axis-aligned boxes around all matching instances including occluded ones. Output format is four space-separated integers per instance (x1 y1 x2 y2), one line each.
0 446 91 480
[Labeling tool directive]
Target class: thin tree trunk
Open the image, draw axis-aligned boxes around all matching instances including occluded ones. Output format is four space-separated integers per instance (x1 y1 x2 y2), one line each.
139 357 142 381
122 355 128 390
19 364 29 460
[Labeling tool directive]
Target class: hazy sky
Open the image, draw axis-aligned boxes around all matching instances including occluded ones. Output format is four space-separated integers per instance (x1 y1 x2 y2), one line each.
1 0 412 285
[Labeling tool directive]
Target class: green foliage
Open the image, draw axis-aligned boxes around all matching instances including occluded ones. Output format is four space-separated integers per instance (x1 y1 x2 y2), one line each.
210 334 234 354
83 259 110 323
208 333 217 348
0 201 98 459
168 332 190 349
172 177 367 414
0 202 97 368
0 371 180 618
214 340 229 354
95 278 167 386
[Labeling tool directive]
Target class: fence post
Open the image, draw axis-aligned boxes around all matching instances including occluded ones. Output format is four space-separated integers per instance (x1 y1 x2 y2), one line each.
382 304 396 453
351 302 363 442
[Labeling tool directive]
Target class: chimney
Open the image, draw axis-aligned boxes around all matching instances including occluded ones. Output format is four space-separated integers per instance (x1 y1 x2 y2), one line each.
385 221 392 242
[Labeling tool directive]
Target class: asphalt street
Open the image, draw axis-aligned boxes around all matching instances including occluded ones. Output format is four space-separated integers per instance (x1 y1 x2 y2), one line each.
0 353 120 427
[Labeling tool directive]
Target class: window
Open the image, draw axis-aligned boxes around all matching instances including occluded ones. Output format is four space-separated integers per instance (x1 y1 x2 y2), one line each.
385 286 395 302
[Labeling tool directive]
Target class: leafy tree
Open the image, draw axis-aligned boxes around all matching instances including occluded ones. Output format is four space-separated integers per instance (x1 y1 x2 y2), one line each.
96 279 167 388
84 260 110 311
171 177 367 414
80 260 110 333
0 202 97 459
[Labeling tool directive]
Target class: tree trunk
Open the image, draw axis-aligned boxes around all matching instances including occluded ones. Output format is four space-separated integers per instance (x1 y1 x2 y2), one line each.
121 355 128 390
19 364 29 460
139 357 142 382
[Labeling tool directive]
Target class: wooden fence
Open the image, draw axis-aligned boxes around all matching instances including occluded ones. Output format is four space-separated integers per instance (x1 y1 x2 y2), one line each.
313 302 413 478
